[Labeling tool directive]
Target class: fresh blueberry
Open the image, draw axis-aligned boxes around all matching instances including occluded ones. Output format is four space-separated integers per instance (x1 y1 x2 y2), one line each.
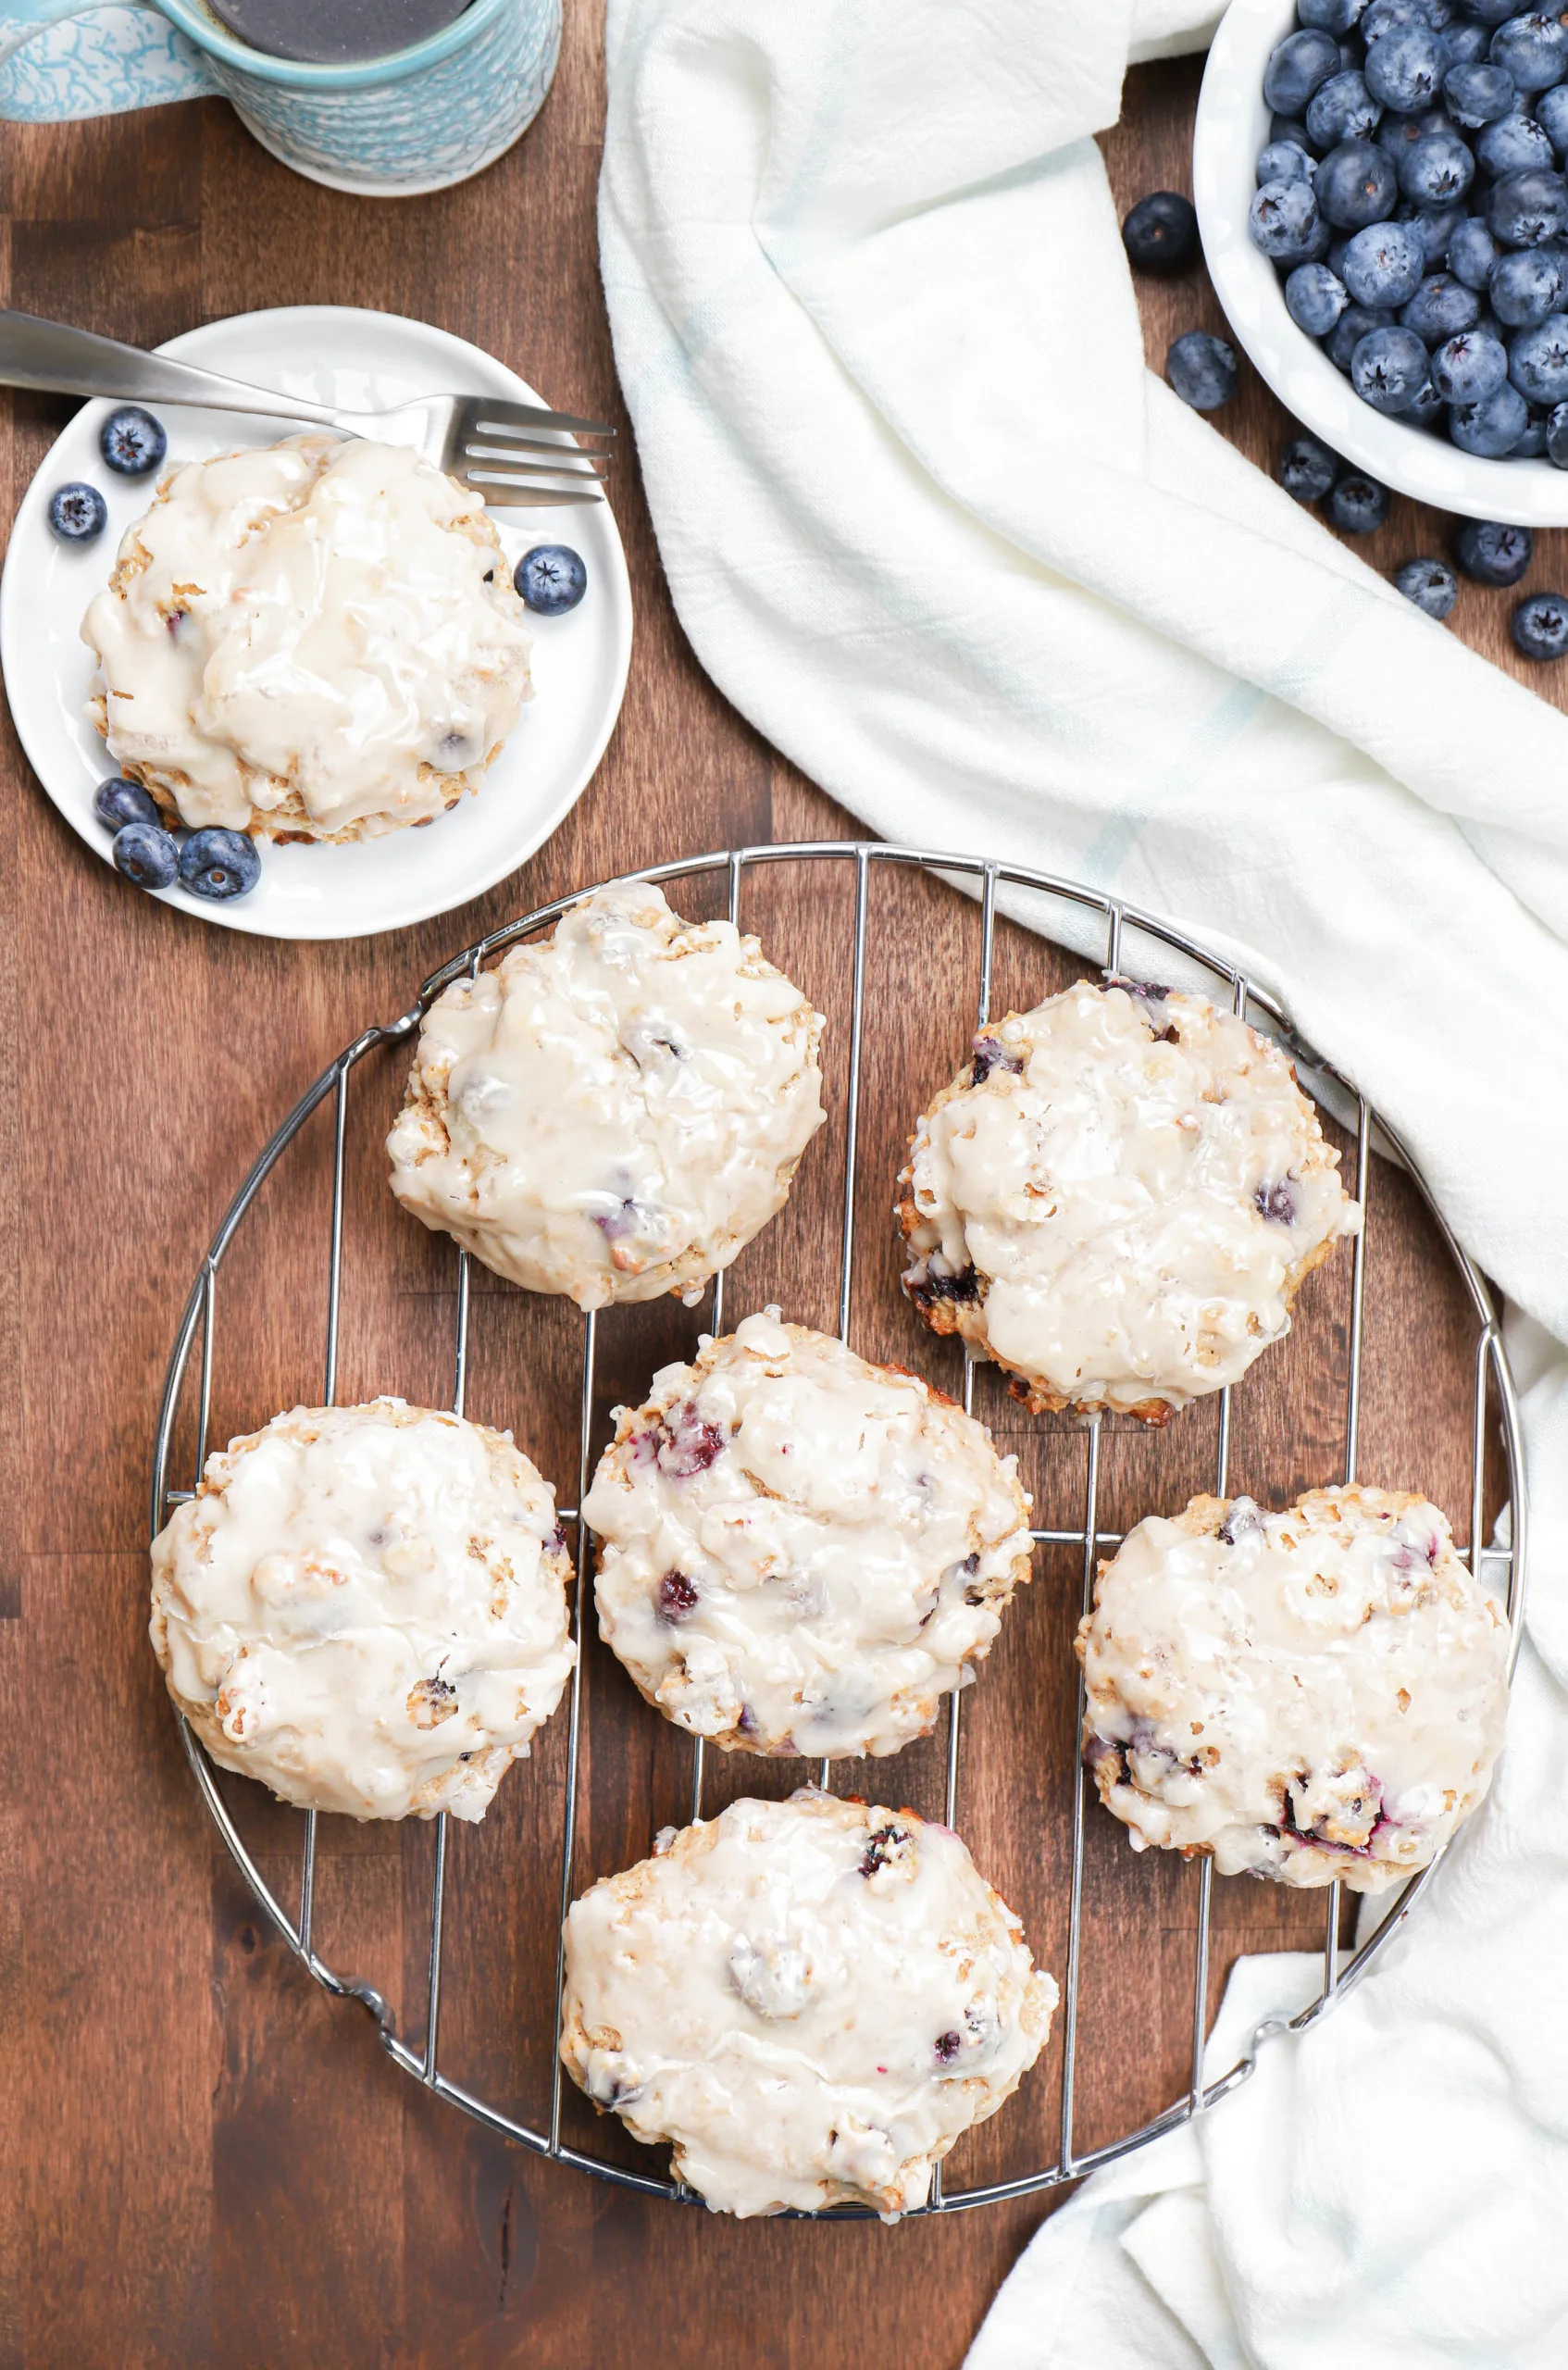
112 821 179 891
1352 322 1433 407
1549 396 1568 458
1329 468 1392 530
1489 243 1567 322
1365 24 1446 113
1439 24 1492 69
1513 402 1552 451
1475 109 1557 174
1538 80 1568 151
47 481 107 544
92 776 159 832
1450 380 1531 449
1431 324 1510 398
1121 190 1200 271
1443 59 1516 124
99 405 166 477
1316 138 1400 227
1257 140 1315 187
1455 516 1534 580
1397 127 1475 202
1287 260 1351 332
1271 112 1314 150
514 543 589 614
1448 215 1500 287
178 826 262 900
1299 0 1371 29
1280 430 1341 501
1508 308 1568 398
1402 269 1480 339
1341 217 1426 303
1308 69 1385 148
1512 589 1568 655
1470 0 1527 21
1408 372 1448 423
1394 555 1459 614
1363 0 1437 41
1400 197 1468 267
1166 331 1238 409
1375 103 1451 158
1487 165 1568 246
1491 13 1568 94
1327 299 1399 368
1250 176 1324 257
1264 29 1343 115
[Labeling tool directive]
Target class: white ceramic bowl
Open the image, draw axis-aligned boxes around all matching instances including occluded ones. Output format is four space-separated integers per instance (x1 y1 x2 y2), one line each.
1194 0 1568 526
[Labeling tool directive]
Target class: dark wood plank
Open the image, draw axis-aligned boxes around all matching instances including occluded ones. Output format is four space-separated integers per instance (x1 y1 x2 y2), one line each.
0 29 1518 2370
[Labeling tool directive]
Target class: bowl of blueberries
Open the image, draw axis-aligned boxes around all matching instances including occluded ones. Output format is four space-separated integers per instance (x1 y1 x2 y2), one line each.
1194 0 1568 522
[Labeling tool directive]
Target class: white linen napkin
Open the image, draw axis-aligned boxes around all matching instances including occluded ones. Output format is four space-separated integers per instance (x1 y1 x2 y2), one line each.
599 2 1568 2360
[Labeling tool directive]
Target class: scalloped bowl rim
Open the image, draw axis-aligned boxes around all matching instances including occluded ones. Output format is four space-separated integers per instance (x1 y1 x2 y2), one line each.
1194 0 1568 527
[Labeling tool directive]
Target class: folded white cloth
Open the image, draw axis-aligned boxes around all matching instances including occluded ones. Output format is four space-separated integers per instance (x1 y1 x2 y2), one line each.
599 3 1568 2360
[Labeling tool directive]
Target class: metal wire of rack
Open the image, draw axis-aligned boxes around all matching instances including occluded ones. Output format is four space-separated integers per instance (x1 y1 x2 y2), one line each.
149 842 1528 2216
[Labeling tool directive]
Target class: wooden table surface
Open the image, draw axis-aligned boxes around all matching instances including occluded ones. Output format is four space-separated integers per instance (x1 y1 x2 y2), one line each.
0 24 1526 2370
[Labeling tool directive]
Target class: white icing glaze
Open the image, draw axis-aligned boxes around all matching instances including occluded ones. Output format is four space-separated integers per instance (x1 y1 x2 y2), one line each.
149 1399 575 1821
81 435 532 837
1077 1487 1510 1891
901 980 1362 1416
559 1790 1056 2218
583 1310 1034 1757
387 883 827 1309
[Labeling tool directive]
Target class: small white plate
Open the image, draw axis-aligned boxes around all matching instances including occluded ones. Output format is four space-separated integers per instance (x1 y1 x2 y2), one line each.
1196 0 1568 528
0 305 632 941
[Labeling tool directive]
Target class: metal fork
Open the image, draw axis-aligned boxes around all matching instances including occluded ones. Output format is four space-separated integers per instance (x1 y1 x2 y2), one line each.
0 310 613 508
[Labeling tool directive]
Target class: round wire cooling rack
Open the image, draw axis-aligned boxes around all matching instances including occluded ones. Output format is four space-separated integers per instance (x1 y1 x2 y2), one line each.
150 842 1528 2218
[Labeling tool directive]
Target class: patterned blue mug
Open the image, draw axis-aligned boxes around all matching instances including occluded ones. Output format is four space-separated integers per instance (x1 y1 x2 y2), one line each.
0 0 561 193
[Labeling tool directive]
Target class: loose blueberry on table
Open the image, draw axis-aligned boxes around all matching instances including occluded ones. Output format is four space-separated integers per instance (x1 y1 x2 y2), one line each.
1328 466 1391 530
1279 429 1342 498
99 406 166 477
47 482 107 544
514 543 589 614
1512 586 1568 655
1394 554 1460 614
1454 515 1532 580
1121 190 1200 271
1247 5 1568 461
1166 330 1239 409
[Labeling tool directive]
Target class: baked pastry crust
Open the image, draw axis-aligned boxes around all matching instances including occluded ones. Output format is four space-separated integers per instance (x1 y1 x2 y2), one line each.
81 433 532 842
149 1398 575 1821
1076 1485 1510 1891
898 979 1361 1422
558 1789 1057 2218
582 1308 1034 1757
387 882 827 1309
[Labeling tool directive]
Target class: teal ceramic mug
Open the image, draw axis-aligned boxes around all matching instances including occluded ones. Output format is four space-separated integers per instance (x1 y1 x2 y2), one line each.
0 0 561 193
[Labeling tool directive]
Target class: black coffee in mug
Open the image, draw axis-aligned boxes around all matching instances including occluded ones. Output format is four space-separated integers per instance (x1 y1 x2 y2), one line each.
203 0 470 67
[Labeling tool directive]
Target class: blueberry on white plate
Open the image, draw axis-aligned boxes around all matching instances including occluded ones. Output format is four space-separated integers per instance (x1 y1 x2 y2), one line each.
113 822 180 891
99 406 167 477
179 827 261 900
515 543 588 615
48 483 107 544
93 776 160 832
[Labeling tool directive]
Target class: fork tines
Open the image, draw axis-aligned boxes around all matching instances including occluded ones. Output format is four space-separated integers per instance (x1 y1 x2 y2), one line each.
454 394 613 506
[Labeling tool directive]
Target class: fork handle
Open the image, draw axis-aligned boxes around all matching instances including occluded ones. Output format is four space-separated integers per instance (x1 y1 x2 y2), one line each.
0 311 342 428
